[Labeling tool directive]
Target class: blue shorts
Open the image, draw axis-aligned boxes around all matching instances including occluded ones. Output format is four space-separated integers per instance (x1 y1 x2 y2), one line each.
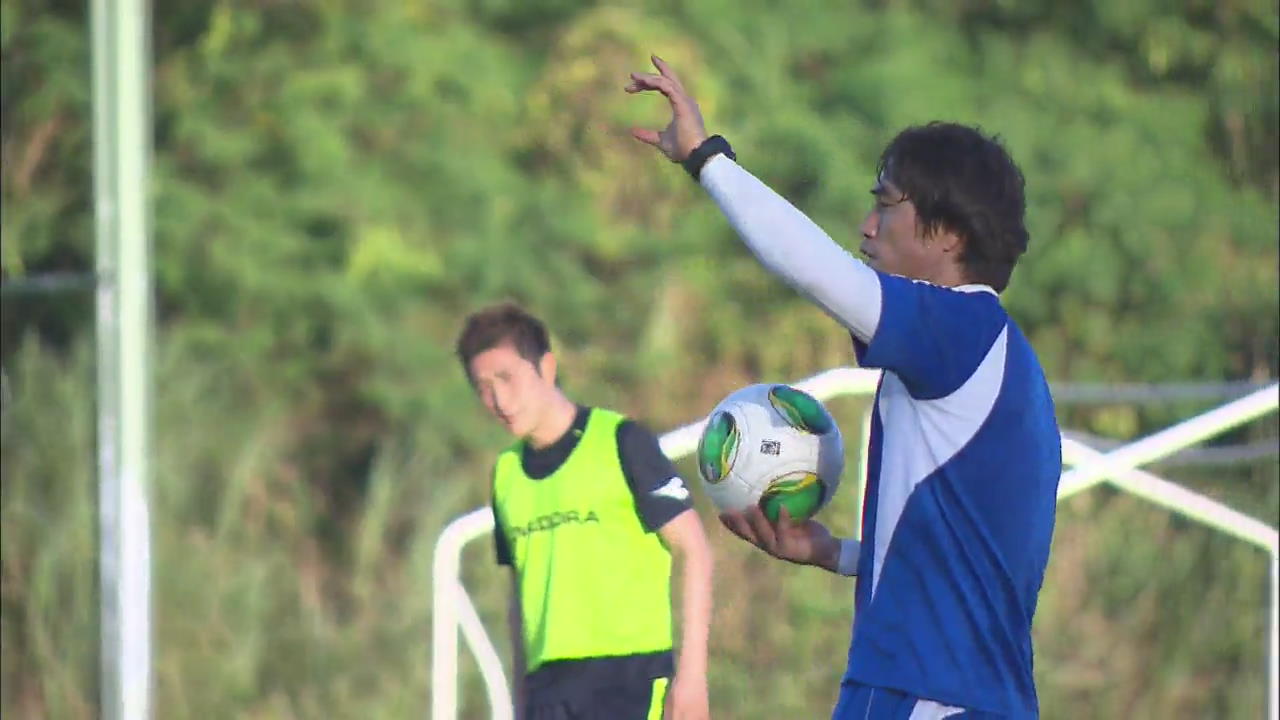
832 681 997 719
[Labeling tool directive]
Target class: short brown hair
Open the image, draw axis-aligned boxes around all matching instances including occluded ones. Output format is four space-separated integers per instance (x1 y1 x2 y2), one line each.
455 303 552 381
878 122 1029 292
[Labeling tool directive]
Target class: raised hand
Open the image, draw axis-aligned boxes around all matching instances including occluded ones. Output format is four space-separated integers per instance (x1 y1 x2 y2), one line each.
624 54 709 162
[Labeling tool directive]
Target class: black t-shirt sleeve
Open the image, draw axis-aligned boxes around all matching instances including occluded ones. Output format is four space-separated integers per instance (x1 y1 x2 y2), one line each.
492 491 513 567
617 420 694 532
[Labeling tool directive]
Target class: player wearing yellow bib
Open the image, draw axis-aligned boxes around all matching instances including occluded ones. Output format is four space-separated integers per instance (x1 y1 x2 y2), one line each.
457 303 714 720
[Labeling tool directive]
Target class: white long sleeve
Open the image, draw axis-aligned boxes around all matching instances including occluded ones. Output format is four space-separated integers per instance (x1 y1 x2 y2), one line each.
699 153 882 343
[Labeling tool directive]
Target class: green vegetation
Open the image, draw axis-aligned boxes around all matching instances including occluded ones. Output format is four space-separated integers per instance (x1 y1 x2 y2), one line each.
3 0 1276 717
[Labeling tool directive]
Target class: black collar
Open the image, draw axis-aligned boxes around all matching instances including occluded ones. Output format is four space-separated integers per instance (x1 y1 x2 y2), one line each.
520 405 591 480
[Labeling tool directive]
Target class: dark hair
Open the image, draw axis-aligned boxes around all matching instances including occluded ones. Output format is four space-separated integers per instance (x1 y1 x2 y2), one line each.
455 303 552 381
877 122 1029 292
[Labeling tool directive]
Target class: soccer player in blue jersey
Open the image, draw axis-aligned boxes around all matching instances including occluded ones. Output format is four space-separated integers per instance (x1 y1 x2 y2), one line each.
626 57 1062 719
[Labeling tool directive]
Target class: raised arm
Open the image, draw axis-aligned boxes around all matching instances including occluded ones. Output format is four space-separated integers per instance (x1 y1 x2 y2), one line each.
699 155 881 341
626 55 881 343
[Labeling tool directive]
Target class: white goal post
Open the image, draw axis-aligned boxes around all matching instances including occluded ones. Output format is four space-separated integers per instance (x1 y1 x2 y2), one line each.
430 369 1280 720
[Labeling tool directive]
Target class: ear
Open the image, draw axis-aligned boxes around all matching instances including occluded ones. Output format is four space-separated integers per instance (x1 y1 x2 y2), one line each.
934 227 965 255
538 352 558 385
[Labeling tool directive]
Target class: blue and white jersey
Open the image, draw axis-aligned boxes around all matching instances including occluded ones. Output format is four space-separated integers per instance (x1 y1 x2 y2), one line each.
699 155 1062 718
846 273 1060 718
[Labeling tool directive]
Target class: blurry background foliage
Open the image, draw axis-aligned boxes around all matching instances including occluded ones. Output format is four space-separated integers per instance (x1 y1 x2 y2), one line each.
2 0 1276 717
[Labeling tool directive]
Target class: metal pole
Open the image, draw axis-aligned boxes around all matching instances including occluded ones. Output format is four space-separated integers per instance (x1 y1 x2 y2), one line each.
1062 435 1279 717
431 521 463 720
1061 439 1278 553
1270 552 1278 720
432 507 503 720
454 582 514 720
92 0 153 718
1058 384 1279 497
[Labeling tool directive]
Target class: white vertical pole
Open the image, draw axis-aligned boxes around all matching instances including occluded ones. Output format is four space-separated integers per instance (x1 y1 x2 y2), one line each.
431 534 461 720
1270 551 1278 720
433 508 506 720
454 584 513 720
92 0 153 719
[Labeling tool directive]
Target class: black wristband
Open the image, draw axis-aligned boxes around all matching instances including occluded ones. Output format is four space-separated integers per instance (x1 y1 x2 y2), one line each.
682 135 735 181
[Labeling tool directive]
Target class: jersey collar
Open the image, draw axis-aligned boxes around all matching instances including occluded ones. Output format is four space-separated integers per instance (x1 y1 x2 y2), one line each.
953 283 998 296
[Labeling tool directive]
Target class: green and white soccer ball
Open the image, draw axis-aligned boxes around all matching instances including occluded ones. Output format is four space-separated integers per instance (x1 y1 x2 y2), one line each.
695 383 844 522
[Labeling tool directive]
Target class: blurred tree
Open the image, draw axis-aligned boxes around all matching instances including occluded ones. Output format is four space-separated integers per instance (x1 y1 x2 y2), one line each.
1 0 1275 717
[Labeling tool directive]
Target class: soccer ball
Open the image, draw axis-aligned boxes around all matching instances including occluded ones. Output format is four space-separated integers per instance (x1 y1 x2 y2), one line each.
695 383 844 522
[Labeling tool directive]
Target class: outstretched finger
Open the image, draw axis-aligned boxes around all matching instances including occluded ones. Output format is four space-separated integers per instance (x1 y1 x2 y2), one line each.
623 78 656 93
776 506 794 529
744 506 779 553
629 127 661 146
719 511 758 545
651 55 685 90
626 72 679 98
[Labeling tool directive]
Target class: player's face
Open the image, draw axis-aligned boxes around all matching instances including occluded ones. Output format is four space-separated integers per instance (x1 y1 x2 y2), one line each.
468 344 556 439
858 174 946 282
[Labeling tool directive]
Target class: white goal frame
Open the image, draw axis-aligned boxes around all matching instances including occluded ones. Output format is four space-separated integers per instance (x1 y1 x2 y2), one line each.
431 368 1280 720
